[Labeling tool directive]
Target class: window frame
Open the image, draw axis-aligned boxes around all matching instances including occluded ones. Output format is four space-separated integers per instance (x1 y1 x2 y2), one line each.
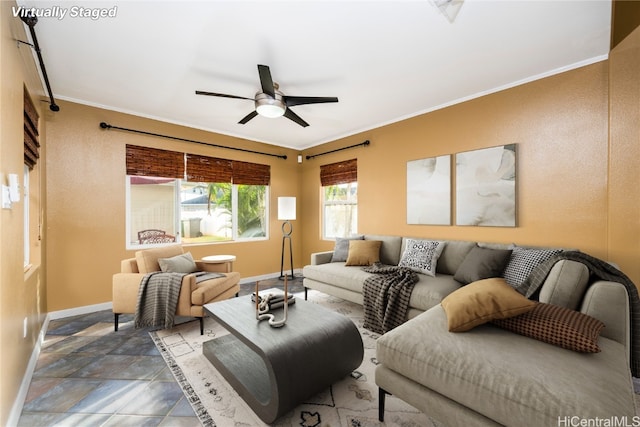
126 177 269 250
322 181 358 240
23 164 30 268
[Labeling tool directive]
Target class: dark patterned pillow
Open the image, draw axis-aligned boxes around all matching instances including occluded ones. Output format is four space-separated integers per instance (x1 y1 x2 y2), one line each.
398 239 445 277
502 247 562 288
492 303 605 353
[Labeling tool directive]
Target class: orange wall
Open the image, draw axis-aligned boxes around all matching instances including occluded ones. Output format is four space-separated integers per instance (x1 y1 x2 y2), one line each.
301 59 640 286
45 101 302 311
0 2 48 424
45 50 640 317
609 26 640 286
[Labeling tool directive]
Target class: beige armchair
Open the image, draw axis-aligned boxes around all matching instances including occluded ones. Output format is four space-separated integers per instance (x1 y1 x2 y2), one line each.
112 245 240 334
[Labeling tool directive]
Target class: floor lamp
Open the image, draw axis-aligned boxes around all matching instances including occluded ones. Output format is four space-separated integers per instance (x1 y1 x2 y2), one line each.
278 196 296 280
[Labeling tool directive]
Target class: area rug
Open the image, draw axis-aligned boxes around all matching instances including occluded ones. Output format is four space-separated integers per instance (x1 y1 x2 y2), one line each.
150 289 438 427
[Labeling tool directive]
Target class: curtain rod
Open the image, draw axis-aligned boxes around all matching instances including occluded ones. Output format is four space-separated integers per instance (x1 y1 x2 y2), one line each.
99 122 288 160
305 140 370 160
19 13 59 112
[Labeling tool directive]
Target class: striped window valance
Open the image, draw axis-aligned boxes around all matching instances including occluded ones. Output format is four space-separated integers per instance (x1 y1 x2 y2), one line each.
24 88 40 170
186 154 232 183
125 145 184 179
126 145 270 185
232 160 270 185
320 159 357 186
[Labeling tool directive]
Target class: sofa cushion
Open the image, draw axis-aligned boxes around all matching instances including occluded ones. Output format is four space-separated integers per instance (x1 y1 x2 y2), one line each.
135 244 184 274
435 240 477 275
303 262 376 294
365 235 403 265
441 278 536 332
492 302 605 353
330 235 364 262
303 263 460 313
538 259 590 310
408 274 461 312
345 240 382 266
376 305 636 426
503 246 562 288
398 239 445 276
158 252 198 273
453 246 512 284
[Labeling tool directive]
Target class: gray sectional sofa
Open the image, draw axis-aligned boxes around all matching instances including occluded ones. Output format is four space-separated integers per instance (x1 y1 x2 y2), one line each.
302 234 637 426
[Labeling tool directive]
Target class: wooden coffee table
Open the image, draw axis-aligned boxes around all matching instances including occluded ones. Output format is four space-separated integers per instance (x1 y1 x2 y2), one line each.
202 294 364 423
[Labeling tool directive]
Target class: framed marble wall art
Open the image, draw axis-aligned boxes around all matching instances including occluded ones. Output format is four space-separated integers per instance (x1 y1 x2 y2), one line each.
455 144 516 227
406 155 451 225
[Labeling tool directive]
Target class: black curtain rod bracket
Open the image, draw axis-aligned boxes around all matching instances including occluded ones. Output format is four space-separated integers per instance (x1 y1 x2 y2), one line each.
20 12 59 112
100 122 288 160
306 140 370 160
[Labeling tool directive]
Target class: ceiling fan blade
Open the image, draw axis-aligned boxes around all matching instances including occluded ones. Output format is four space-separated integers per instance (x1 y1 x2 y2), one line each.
238 110 258 124
195 90 254 101
257 64 275 98
283 96 339 107
283 108 309 127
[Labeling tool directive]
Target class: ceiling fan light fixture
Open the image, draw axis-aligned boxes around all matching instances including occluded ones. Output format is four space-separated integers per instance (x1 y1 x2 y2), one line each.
255 93 286 118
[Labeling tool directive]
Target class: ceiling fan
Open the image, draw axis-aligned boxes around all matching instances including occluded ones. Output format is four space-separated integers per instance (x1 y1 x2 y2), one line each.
195 64 338 127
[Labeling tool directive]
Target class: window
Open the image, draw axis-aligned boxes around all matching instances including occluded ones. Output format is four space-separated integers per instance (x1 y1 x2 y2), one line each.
125 145 269 248
179 181 268 243
24 165 30 268
23 87 39 268
321 159 358 239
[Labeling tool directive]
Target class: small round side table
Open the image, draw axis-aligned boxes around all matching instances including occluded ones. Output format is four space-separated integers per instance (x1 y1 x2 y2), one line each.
201 255 236 273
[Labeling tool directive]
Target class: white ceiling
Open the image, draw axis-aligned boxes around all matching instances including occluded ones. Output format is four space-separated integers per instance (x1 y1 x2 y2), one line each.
17 0 612 150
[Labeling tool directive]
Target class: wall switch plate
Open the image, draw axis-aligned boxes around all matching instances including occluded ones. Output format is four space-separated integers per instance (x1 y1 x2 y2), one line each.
2 185 11 209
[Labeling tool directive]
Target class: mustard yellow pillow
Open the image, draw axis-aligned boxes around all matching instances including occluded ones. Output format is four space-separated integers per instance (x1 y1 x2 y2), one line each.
345 240 382 266
441 278 536 332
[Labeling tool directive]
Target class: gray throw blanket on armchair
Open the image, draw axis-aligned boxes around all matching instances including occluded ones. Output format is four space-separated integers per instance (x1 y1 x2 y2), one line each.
362 263 419 334
135 272 185 329
517 250 640 377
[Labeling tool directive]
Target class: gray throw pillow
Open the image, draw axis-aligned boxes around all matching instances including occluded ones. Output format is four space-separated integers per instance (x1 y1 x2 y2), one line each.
453 246 512 285
331 235 364 262
158 252 197 273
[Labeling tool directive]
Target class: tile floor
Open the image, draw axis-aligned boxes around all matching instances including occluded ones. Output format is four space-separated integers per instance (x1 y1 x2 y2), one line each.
18 309 201 427
18 278 303 427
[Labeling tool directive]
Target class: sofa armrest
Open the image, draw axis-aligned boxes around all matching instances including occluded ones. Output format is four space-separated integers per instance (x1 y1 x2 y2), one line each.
580 280 630 353
112 272 196 315
121 258 139 273
112 273 146 313
311 251 334 265
194 261 228 273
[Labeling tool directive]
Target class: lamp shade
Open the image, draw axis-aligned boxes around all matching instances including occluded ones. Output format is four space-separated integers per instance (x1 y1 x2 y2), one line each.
277 197 296 220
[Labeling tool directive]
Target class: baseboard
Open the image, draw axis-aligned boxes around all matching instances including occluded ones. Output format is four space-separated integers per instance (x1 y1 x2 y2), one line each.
48 301 113 320
7 315 50 427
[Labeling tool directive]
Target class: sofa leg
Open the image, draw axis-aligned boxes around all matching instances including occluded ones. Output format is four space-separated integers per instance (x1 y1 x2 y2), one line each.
114 313 120 332
379 388 388 422
304 287 308 300
199 317 204 335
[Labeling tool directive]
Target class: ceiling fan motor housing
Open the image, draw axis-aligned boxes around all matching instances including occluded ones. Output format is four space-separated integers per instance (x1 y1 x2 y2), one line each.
255 91 286 118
